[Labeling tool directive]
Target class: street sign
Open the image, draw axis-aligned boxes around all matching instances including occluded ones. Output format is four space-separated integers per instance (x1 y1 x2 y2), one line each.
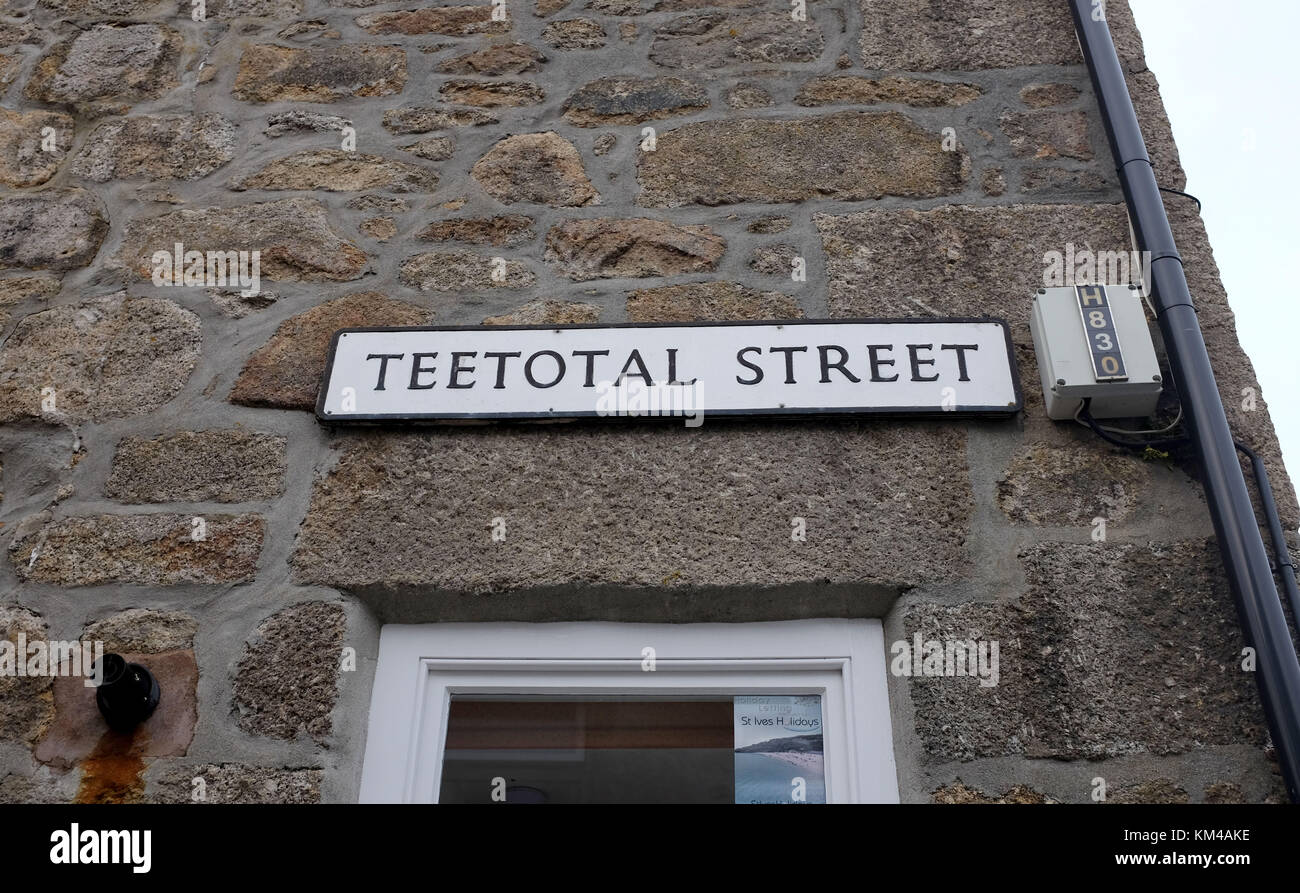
316 318 1021 424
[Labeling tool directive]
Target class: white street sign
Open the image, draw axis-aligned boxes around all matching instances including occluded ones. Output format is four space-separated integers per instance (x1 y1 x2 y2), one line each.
316 319 1021 424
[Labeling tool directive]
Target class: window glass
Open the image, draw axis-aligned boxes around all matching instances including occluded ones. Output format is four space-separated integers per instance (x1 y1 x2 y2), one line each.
438 695 825 804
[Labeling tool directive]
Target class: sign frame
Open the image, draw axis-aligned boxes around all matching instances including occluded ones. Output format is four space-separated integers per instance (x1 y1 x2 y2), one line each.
314 316 1024 424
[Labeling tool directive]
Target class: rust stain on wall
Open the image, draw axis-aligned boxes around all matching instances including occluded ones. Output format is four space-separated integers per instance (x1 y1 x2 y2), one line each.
75 728 149 804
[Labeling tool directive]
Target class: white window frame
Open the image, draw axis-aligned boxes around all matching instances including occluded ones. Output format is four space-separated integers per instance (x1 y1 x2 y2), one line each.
358 619 898 804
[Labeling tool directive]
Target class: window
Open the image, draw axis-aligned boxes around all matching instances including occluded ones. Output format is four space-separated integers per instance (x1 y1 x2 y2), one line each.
359 619 897 804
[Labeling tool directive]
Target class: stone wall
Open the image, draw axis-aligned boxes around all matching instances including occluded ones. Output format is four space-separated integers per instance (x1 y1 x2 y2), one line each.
0 0 1293 803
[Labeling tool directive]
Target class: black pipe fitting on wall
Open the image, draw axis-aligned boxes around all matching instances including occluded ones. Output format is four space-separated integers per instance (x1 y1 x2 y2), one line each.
93 653 161 732
1069 0 1300 801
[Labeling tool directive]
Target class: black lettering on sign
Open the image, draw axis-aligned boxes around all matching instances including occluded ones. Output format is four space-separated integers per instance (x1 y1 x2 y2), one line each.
867 345 899 383
665 348 696 386
940 344 978 382
483 351 521 389
1075 285 1128 382
525 350 565 388
817 345 861 384
571 350 609 388
448 351 477 389
768 346 808 384
736 347 763 385
367 353 405 390
616 349 652 386
409 352 438 390
906 344 939 382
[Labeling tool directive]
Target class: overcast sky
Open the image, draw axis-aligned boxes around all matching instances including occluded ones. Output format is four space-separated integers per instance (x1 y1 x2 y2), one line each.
1128 0 1300 481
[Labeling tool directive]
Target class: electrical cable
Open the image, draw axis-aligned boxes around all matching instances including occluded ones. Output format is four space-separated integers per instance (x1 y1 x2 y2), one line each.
1138 184 1206 318
1158 186 1203 212
1074 396 1299 640
1138 186 1297 633
1235 441 1300 638
1073 398 1189 450
1091 403 1184 436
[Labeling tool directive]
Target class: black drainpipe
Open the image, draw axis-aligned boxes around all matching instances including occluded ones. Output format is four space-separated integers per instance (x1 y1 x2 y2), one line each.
1068 0 1300 802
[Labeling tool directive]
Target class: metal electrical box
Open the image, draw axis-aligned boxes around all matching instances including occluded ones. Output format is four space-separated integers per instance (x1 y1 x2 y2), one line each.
1030 285 1163 420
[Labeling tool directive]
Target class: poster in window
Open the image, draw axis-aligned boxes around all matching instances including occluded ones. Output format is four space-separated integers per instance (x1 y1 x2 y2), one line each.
733 695 826 804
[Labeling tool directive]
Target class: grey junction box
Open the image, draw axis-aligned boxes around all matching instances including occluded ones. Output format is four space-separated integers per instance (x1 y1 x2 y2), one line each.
1030 285 1163 420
